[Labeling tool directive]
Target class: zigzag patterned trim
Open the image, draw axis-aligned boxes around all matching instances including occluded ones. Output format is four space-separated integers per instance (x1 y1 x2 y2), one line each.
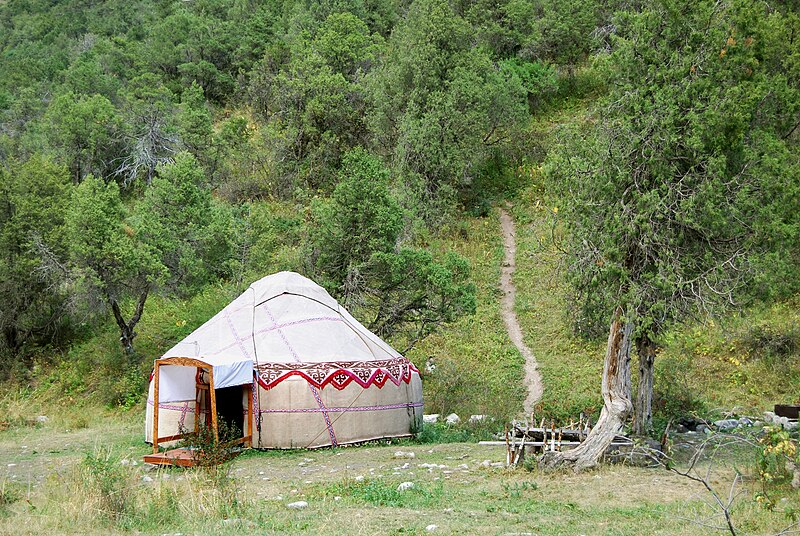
255 357 419 391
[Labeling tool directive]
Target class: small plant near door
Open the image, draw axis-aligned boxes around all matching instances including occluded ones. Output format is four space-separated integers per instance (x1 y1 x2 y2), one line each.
178 420 242 469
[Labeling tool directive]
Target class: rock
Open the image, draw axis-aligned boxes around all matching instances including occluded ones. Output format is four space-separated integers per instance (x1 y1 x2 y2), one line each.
397 482 415 492
354 475 364 482
287 501 308 509
695 424 709 434
36 416 48 423
445 413 460 425
423 414 440 424
141 476 154 483
469 415 488 424
753 420 764 428
713 419 739 431
764 411 777 424
425 357 436 374
675 424 688 434
490 462 505 468
480 460 492 467
738 417 754 426
394 451 416 459
334 496 341 501
678 417 702 431
426 524 438 532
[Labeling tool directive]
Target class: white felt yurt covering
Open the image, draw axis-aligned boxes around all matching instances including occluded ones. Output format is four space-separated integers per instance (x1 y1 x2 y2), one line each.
146 272 423 448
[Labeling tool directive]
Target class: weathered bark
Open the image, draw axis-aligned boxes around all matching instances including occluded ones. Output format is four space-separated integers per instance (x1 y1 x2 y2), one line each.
540 306 633 472
107 285 149 354
634 335 657 436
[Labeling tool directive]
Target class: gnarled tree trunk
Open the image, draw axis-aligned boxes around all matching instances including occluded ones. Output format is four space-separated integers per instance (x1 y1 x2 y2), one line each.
107 286 149 354
634 335 656 436
540 306 633 472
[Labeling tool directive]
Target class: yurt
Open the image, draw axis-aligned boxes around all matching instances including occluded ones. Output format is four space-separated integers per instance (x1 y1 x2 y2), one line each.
145 272 423 452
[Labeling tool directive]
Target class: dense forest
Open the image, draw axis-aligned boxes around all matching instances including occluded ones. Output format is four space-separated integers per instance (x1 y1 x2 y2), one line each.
1 0 798 431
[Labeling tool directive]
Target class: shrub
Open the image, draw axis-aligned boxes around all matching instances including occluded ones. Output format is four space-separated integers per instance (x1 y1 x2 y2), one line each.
743 323 800 360
652 355 707 434
80 448 133 524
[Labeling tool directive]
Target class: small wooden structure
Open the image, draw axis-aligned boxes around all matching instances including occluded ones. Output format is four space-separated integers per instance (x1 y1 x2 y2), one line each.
480 415 633 466
145 357 253 467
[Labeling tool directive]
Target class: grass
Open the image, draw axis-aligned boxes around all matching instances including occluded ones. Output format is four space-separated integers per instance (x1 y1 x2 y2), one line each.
407 215 526 422
509 177 800 425
2 412 799 535
510 181 607 422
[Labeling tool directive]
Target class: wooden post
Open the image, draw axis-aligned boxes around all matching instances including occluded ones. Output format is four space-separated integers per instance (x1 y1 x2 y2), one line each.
153 361 160 454
246 383 253 448
208 367 219 443
194 370 201 436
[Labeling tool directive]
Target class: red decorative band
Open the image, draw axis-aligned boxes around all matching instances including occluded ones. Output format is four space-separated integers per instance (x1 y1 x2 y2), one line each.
255 357 419 391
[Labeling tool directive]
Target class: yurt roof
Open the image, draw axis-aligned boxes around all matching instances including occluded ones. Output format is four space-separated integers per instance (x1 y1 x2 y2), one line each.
156 272 401 401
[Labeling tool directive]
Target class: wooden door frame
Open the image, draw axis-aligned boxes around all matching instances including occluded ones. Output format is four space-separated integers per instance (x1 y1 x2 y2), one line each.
152 357 253 454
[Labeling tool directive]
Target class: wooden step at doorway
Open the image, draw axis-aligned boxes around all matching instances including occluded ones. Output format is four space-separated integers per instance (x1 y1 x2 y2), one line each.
143 447 244 468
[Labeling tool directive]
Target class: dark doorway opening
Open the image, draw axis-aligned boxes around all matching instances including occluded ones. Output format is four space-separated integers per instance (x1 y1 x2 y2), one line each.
215 385 244 439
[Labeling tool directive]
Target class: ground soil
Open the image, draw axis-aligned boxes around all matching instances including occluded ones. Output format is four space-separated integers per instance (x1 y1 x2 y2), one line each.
499 206 543 413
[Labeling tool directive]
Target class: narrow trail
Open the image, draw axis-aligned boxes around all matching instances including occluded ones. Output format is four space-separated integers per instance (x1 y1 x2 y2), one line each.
498 206 543 413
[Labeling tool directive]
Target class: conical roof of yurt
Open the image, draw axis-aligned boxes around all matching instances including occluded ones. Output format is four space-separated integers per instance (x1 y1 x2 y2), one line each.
146 272 423 449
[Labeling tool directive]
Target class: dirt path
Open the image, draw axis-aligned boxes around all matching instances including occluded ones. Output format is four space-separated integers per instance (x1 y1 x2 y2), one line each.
499 206 543 413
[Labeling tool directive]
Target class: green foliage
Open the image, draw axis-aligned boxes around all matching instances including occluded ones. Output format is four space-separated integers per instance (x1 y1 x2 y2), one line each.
179 421 242 471
501 58 559 110
309 147 403 290
755 426 800 514
0 157 71 364
81 448 133 523
744 322 800 361
313 12 383 78
0 481 21 516
546 0 800 340
367 0 528 217
309 148 476 346
652 353 707 433
43 92 124 183
65 176 164 349
523 0 601 68
139 152 238 294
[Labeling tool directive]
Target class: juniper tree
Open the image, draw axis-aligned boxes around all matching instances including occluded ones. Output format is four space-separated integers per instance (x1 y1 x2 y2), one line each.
544 0 800 468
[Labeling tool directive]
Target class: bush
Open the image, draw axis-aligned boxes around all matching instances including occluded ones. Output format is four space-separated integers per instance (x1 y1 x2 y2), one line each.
744 323 800 360
80 448 133 524
652 355 708 434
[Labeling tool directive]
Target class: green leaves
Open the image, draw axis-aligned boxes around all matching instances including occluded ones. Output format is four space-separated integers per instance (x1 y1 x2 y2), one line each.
368 0 527 216
308 148 476 349
548 0 800 339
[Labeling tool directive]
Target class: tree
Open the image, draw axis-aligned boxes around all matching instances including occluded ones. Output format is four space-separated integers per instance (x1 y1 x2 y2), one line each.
115 75 181 186
0 156 71 365
543 0 800 468
66 176 164 353
43 91 125 183
138 152 238 295
312 12 383 79
308 148 476 348
367 0 528 217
